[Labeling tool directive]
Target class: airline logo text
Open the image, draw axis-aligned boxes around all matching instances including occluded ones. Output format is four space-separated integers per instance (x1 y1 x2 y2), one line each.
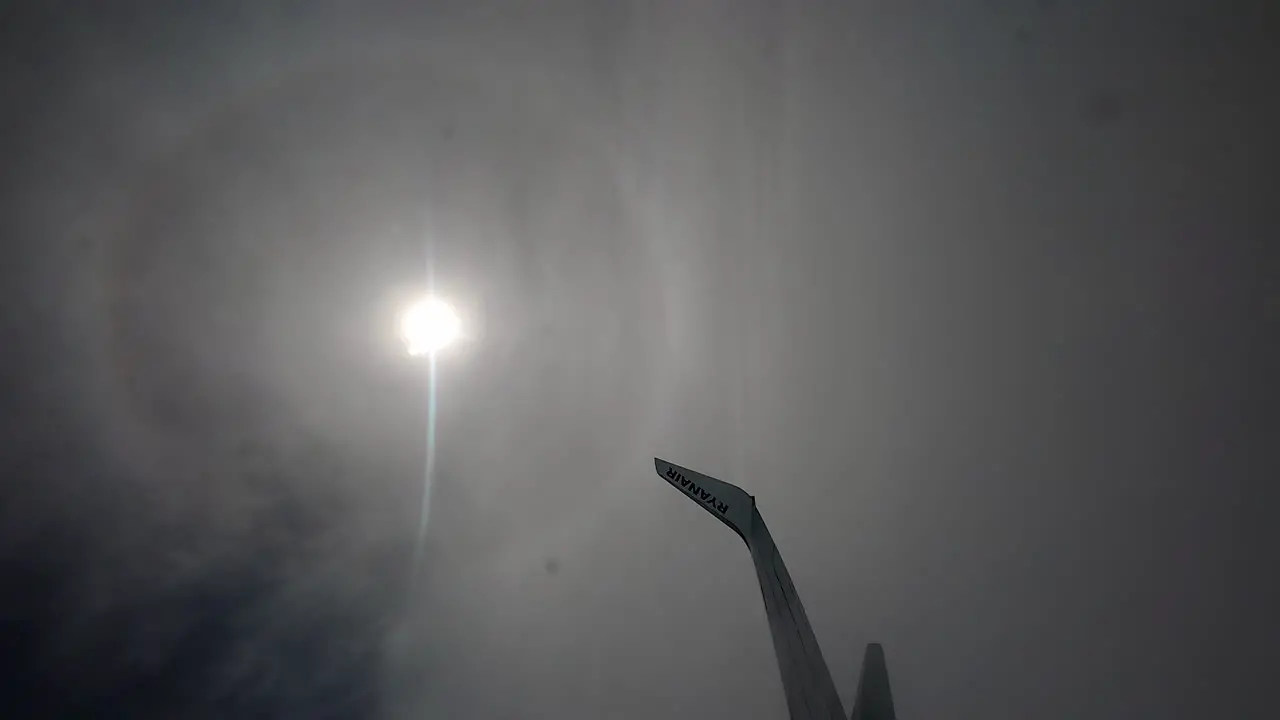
665 466 730 516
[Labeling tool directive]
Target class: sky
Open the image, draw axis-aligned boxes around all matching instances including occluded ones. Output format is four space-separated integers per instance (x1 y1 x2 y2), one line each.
1 1 1276 718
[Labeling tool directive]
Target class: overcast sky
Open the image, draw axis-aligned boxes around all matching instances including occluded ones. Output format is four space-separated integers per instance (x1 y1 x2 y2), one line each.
1 1 1276 718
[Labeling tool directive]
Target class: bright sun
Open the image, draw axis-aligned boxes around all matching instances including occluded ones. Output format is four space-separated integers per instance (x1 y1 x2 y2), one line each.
399 296 462 357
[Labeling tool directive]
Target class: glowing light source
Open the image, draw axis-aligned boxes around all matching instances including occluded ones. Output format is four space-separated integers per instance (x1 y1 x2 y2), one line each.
399 296 462 357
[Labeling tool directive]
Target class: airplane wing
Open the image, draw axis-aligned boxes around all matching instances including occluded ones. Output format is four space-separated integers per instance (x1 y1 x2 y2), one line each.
654 458 848 720
850 643 896 720
654 457 754 542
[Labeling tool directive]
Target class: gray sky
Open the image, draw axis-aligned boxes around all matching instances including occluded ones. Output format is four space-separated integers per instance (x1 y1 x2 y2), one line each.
1 1 1276 718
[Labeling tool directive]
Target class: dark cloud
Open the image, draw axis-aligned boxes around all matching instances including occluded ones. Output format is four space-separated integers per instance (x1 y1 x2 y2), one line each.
1082 88 1126 127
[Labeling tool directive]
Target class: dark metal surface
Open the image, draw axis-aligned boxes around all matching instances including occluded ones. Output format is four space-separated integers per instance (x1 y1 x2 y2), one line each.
656 458 895 719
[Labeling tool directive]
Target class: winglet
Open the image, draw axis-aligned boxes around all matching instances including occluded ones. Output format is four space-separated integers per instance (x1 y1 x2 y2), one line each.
850 643 896 720
653 458 754 542
654 458 847 719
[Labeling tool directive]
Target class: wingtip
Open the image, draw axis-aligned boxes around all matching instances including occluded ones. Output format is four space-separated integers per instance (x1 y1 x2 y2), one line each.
851 642 895 720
